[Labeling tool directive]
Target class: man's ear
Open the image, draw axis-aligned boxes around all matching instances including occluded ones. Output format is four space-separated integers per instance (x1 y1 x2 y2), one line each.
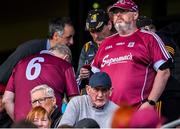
52 97 56 106
109 88 113 96
108 20 112 30
63 54 70 63
53 32 60 40
133 12 139 20
86 85 91 95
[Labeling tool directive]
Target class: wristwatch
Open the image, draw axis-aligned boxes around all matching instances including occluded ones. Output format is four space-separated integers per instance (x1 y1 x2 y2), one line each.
147 99 156 106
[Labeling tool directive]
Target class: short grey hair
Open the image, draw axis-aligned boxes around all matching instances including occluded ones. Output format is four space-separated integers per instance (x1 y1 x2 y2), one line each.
30 84 55 97
48 17 73 39
49 44 72 62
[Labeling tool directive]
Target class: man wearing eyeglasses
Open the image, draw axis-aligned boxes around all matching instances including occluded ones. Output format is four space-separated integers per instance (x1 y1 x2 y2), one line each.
76 9 116 92
59 72 118 128
3 44 79 122
30 84 62 128
91 0 172 109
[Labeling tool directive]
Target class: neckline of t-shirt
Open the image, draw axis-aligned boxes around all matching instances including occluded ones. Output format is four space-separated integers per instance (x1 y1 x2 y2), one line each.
118 29 139 37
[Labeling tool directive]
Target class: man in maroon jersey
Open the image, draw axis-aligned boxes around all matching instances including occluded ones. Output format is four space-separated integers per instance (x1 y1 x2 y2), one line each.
91 0 172 109
3 44 79 121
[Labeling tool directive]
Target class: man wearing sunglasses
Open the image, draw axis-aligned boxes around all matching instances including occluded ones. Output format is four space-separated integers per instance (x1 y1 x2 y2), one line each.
76 9 116 92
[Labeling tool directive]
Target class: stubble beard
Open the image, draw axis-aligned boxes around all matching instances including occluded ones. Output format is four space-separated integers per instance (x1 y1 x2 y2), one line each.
114 22 131 34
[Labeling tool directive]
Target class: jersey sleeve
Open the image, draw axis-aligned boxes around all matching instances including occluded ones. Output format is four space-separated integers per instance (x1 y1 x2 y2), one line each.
5 68 16 93
0 40 46 85
65 67 79 97
148 33 172 71
0 44 28 85
59 97 79 126
91 45 101 73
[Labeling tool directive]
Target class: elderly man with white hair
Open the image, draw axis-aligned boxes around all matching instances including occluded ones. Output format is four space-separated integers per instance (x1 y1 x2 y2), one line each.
30 84 62 128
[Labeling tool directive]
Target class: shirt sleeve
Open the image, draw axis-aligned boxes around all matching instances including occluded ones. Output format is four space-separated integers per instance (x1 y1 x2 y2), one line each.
5 68 16 93
91 46 101 73
0 40 46 85
148 33 172 71
65 67 80 96
59 97 79 126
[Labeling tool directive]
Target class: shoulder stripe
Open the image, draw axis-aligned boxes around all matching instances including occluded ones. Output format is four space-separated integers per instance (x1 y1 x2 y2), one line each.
141 30 171 60
153 32 172 59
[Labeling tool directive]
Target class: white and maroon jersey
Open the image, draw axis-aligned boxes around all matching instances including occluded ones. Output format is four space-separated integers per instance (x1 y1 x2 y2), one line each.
6 51 79 121
91 29 171 106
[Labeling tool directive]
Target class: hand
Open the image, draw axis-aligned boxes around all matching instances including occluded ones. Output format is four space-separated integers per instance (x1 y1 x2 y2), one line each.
79 67 90 80
139 101 155 110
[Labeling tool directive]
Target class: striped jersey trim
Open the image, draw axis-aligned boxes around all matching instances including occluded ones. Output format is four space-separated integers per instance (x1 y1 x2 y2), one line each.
141 64 150 101
140 30 172 60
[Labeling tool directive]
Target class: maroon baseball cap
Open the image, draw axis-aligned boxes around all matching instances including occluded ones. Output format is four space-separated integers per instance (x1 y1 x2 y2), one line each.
108 0 138 12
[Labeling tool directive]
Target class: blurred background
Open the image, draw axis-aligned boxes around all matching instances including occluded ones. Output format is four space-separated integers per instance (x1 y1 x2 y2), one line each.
0 0 180 71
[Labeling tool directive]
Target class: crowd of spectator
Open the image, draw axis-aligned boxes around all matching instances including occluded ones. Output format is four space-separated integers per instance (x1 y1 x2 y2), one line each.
0 0 180 128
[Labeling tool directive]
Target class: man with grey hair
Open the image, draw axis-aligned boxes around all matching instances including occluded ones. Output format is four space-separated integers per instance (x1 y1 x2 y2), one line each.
3 44 79 122
91 0 171 109
30 84 61 128
59 72 118 128
0 17 75 92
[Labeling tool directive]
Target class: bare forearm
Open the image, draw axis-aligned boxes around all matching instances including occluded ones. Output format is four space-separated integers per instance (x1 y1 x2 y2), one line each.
3 91 15 120
5 101 14 120
140 68 170 109
148 68 170 102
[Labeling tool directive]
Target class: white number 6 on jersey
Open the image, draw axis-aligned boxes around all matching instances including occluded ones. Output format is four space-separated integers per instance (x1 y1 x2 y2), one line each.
26 57 44 80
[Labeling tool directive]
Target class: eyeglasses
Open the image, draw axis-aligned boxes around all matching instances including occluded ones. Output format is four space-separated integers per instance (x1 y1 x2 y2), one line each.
31 97 53 105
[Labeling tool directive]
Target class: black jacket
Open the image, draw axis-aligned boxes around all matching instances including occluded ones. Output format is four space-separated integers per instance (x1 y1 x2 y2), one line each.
0 39 47 85
50 107 62 128
0 110 13 128
76 41 98 90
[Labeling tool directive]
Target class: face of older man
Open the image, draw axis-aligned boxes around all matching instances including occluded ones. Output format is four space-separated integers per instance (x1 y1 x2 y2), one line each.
86 86 111 108
112 8 138 34
56 24 75 46
31 90 56 114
